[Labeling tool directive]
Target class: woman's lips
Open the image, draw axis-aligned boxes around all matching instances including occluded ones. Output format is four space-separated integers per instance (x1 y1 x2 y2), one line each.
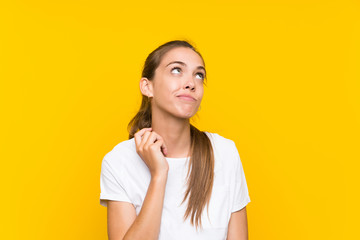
177 96 196 101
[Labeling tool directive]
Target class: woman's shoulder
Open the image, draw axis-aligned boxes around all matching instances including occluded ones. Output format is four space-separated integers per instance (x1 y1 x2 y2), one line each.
204 131 236 150
204 131 240 174
102 137 137 166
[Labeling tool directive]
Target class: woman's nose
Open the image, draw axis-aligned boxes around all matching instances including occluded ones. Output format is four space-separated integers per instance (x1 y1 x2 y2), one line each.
184 76 195 90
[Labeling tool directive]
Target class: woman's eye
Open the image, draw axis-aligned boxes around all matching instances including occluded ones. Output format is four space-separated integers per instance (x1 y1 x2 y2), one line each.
196 72 205 80
171 67 181 74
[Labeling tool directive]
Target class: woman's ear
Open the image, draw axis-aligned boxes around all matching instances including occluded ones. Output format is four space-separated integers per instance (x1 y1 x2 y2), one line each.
139 77 153 97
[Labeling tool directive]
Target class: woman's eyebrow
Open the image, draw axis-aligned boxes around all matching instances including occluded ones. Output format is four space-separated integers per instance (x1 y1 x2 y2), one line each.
166 61 206 75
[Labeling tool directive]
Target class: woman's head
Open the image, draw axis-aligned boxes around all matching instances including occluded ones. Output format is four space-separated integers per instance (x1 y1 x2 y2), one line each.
140 40 207 120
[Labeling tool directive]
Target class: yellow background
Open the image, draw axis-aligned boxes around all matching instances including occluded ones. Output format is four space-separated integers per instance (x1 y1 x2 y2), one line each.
1 0 359 239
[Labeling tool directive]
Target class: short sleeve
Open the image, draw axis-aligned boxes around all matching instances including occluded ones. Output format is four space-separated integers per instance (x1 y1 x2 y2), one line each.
99 156 132 207
231 141 251 212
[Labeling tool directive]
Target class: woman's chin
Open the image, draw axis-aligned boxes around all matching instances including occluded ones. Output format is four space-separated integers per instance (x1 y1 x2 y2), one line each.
170 105 199 119
176 111 197 119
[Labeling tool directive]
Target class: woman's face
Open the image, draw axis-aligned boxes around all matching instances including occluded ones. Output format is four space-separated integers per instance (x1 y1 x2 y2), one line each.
144 47 206 119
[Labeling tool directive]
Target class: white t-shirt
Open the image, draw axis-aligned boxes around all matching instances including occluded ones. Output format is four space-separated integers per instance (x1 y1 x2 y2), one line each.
99 131 251 240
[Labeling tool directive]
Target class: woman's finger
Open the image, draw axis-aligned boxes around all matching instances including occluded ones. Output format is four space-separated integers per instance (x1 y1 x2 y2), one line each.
145 131 168 156
140 130 152 148
134 128 152 148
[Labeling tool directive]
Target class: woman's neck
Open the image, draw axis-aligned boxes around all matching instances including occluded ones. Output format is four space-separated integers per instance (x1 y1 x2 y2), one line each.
151 117 191 158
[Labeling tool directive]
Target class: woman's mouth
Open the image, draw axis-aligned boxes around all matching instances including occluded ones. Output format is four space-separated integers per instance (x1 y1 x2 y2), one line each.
177 96 196 101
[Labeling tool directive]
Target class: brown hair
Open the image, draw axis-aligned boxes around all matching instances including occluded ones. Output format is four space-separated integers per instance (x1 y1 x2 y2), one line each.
127 40 214 231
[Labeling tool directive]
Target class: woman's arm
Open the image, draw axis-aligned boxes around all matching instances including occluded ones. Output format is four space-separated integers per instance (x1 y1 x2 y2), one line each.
118 173 168 240
226 207 249 240
106 128 169 239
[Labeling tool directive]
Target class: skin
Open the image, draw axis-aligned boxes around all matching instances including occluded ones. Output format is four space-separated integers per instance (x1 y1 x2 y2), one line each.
107 46 248 240
227 207 249 240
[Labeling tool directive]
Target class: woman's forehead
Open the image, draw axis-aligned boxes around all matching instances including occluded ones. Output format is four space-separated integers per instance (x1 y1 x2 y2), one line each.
160 47 204 68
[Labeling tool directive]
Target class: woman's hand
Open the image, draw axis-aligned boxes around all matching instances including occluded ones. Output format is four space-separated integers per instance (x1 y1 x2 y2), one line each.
134 128 169 178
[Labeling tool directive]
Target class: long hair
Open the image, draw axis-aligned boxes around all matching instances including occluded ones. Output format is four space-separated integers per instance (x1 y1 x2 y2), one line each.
127 40 214 231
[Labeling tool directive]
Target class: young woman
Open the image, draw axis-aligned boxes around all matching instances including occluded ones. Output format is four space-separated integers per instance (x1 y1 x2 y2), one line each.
100 40 251 240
